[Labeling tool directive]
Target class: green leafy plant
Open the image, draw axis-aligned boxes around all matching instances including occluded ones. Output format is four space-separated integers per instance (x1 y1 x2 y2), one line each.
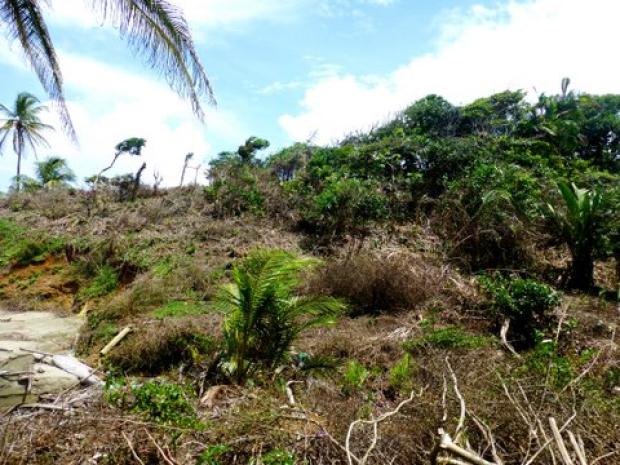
80 265 119 299
197 444 231 465
213 249 346 383
389 353 415 392
342 360 370 393
521 339 574 389
131 380 200 428
482 276 560 349
545 182 608 289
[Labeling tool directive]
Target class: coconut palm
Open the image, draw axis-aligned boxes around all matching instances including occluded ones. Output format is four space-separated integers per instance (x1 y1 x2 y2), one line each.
213 249 346 383
0 0 214 139
35 156 75 187
0 92 53 192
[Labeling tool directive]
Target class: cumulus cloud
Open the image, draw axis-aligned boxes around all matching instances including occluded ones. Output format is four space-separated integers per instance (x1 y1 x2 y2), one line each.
279 0 620 144
1 48 246 189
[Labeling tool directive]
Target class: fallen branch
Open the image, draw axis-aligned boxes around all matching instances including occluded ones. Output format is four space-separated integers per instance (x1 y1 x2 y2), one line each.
18 403 68 411
343 388 423 465
145 430 178 465
122 431 145 465
437 432 498 465
100 326 132 356
500 319 521 359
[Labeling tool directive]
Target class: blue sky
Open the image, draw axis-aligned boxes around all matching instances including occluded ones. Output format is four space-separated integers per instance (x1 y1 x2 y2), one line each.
0 0 618 189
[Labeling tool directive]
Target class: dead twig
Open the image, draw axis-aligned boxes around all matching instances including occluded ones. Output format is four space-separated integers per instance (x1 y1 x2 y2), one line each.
122 431 145 465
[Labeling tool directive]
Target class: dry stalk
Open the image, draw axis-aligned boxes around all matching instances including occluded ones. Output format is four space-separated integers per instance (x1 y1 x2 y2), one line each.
122 431 145 465
342 388 423 465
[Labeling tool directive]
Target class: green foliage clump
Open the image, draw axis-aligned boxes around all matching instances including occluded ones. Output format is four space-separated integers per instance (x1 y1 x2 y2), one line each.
106 378 200 428
0 219 64 268
213 249 346 382
342 360 370 393
151 300 207 319
35 156 76 187
79 265 119 299
197 445 231 465
405 325 493 353
481 276 560 349
519 340 575 389
301 176 388 236
389 353 415 392
205 166 265 217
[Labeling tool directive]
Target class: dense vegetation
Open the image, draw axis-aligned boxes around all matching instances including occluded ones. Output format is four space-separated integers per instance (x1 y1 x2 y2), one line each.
0 82 618 464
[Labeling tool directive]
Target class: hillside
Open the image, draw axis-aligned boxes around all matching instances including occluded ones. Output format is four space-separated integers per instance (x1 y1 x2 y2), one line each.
0 86 619 465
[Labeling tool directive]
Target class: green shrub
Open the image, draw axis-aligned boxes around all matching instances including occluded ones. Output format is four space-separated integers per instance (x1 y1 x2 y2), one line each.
544 182 613 289
481 276 560 349
80 265 119 299
205 166 265 217
130 380 201 427
296 176 388 237
519 340 574 389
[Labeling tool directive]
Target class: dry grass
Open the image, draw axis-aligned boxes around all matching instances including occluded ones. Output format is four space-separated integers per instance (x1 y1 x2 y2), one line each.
305 250 476 316
105 315 222 374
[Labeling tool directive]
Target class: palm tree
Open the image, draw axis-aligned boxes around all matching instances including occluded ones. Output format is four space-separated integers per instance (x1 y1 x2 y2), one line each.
0 92 53 192
545 182 606 290
0 0 214 139
35 156 75 187
213 249 346 383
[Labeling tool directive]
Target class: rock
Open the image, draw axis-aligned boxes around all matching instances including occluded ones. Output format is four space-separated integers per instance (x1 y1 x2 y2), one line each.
0 309 88 408
613 386 620 396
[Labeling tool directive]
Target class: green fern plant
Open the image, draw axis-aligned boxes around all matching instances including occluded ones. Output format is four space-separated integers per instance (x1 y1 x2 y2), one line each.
545 182 605 289
213 249 346 383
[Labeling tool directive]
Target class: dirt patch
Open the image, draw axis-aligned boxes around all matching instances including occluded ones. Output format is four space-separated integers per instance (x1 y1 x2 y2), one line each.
0 257 77 312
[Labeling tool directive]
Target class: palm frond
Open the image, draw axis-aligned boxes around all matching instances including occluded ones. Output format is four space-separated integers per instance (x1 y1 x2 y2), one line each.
0 0 76 140
94 0 215 118
213 249 345 382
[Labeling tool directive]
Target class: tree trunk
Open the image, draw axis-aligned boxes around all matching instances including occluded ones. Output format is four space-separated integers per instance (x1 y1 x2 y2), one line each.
131 162 147 201
15 148 21 192
568 250 594 290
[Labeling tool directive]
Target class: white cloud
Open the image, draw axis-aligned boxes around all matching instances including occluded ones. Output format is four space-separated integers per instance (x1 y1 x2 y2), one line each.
0 48 246 189
279 0 620 144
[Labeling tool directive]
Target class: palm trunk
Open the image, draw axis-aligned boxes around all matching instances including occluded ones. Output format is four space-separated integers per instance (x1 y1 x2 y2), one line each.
568 249 594 290
15 148 22 192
